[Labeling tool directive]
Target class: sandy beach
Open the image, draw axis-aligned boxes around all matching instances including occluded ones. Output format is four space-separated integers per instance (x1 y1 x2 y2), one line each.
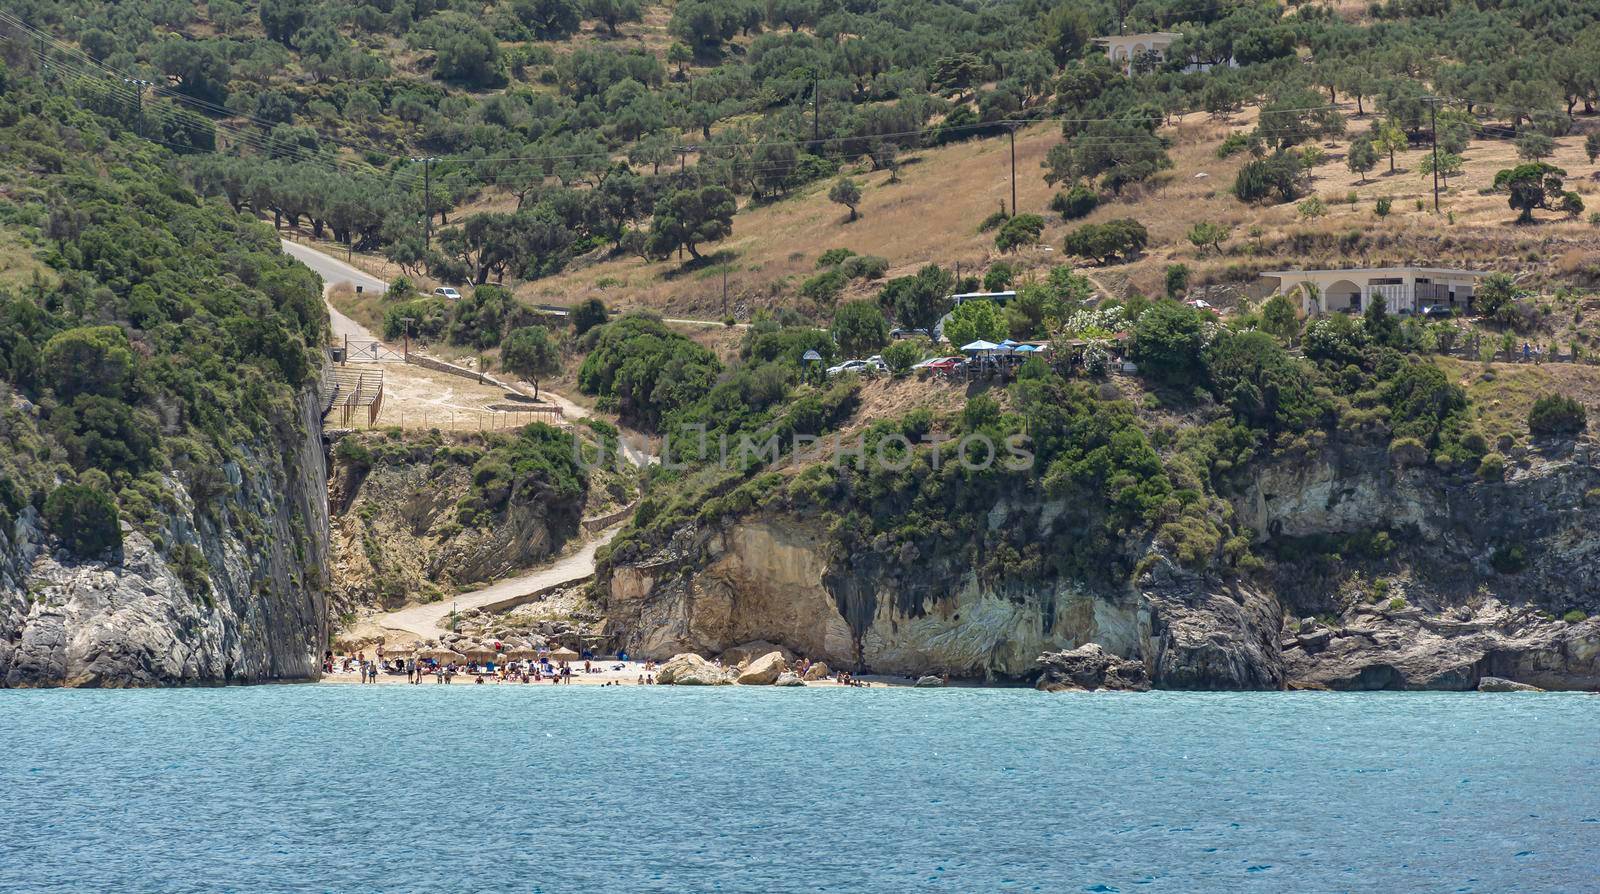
318 660 914 688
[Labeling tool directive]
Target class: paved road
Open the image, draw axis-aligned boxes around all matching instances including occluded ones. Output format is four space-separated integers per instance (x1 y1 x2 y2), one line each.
279 239 385 343
377 526 624 641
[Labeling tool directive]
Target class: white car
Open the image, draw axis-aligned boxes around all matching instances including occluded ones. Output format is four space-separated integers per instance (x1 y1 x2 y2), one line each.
434 286 462 301
826 359 870 377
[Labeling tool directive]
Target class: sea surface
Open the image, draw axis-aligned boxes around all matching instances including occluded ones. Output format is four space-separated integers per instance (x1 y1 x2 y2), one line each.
1 686 1596 892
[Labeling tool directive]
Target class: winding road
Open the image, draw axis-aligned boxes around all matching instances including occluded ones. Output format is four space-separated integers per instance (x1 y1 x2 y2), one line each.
279 239 386 344
376 529 624 641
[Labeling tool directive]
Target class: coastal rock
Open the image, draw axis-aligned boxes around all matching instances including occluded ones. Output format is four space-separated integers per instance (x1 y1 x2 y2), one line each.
914 675 945 688
1034 643 1151 692
773 671 805 686
802 661 831 681
1283 602 1600 691
600 434 1600 691
736 651 787 685
721 640 796 668
1 391 330 688
656 653 733 685
1478 676 1543 692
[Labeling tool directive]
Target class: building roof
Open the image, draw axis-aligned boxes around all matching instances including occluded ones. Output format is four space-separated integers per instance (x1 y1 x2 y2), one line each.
1094 32 1182 43
1259 267 1488 279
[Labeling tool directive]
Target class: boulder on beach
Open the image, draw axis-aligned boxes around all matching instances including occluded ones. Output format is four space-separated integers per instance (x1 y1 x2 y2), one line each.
721 640 797 668
1477 676 1543 692
656 653 733 685
737 651 788 685
801 662 831 681
773 672 805 686
914 675 945 688
1034 643 1150 692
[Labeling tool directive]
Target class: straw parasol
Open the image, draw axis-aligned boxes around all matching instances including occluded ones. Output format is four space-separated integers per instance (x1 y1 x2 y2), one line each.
420 647 465 663
459 642 499 662
548 647 581 664
504 647 541 660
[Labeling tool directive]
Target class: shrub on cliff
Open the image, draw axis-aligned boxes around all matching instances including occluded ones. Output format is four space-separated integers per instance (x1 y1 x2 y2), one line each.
1528 393 1586 437
44 484 121 558
577 314 721 430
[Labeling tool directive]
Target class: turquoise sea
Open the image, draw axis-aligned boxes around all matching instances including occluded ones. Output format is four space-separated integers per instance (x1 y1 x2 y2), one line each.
1 686 1596 892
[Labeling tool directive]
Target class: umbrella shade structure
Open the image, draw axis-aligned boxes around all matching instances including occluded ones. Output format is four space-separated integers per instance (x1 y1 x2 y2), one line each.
801 349 823 362
504 647 542 660
383 644 418 657
420 648 466 663
960 340 1000 352
458 643 499 661
548 647 581 664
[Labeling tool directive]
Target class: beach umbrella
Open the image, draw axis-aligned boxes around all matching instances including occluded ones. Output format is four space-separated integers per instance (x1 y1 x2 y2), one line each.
459 643 498 661
960 340 999 353
421 647 465 663
549 647 581 664
504 647 541 660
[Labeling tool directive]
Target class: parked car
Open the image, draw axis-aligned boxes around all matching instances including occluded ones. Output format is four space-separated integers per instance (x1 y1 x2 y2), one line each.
912 356 962 370
826 359 870 377
1420 304 1455 318
890 327 931 340
434 287 462 301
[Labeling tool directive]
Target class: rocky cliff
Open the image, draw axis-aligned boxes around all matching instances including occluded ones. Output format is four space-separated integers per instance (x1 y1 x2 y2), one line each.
0 391 331 688
599 435 1600 690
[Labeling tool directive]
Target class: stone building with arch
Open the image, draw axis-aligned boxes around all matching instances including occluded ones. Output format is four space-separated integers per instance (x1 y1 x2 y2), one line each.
1260 267 1488 316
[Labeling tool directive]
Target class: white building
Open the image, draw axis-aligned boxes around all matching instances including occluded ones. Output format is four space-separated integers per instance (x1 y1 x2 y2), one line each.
1094 32 1231 75
1260 267 1488 316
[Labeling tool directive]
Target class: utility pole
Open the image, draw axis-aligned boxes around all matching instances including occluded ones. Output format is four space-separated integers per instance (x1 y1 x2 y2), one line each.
400 317 414 361
812 71 820 148
721 266 728 319
1427 98 1440 213
1007 122 1018 217
122 78 151 137
412 157 437 245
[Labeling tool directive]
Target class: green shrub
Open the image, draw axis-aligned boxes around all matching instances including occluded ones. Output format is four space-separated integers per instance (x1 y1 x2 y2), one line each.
839 254 889 280
1049 185 1099 220
882 339 923 374
1476 451 1506 480
976 208 1009 232
1528 393 1586 437
44 484 122 557
816 248 856 268
995 213 1046 252
799 268 849 304
1490 544 1528 574
1563 609 1588 623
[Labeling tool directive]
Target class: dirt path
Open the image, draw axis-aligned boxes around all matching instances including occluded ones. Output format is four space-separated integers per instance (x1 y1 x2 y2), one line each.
375 526 623 641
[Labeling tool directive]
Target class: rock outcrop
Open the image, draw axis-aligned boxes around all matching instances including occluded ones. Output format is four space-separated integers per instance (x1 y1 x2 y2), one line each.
1035 643 1151 692
736 651 787 685
656 652 733 685
773 671 805 686
721 640 796 668
599 434 1600 691
1478 676 1543 692
326 433 582 612
1282 601 1600 691
1 391 331 687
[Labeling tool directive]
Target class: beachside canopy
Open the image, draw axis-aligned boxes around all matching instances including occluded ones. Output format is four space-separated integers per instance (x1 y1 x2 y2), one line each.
960 340 1000 352
420 647 465 662
801 349 823 362
549 647 581 663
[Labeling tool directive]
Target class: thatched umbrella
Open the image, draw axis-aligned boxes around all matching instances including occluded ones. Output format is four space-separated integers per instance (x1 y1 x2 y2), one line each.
459 643 499 662
504 647 541 660
549 647 581 664
420 647 465 663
